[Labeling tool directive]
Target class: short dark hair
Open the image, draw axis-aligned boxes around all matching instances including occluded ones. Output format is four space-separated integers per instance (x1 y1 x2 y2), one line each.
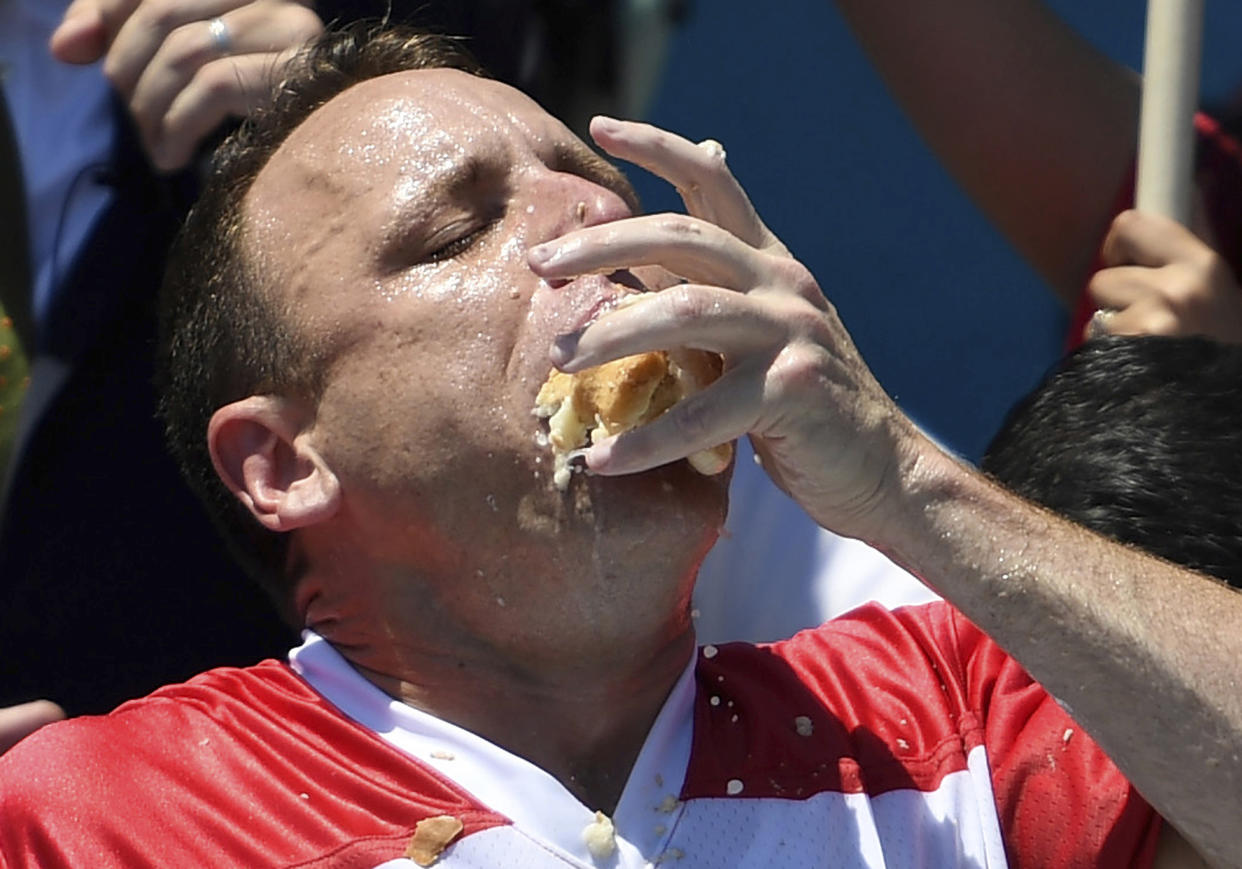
156 25 486 605
982 335 1242 588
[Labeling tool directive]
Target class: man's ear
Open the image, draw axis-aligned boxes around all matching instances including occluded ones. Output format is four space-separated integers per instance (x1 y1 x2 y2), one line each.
208 396 340 532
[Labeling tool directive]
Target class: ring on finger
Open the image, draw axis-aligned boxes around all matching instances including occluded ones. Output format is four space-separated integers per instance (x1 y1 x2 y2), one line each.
1087 307 1117 339
207 17 233 57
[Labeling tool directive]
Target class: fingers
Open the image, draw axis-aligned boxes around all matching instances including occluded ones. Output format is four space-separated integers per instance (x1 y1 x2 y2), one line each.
587 364 760 476
0 700 65 755
589 116 780 251
50 0 140 64
550 285 784 372
1083 300 1180 340
1086 265 1154 311
1100 208 1205 268
105 0 256 99
152 48 300 170
98 1 322 171
530 213 771 291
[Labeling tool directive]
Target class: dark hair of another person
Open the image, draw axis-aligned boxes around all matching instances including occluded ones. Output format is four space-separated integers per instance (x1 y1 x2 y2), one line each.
982 335 1242 589
156 25 486 609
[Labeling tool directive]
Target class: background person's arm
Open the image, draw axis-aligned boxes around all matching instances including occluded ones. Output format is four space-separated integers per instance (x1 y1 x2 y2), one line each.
831 0 1140 306
0 701 64 755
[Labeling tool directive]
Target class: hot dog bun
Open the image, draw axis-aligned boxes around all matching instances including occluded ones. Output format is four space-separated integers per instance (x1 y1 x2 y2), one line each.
534 348 733 489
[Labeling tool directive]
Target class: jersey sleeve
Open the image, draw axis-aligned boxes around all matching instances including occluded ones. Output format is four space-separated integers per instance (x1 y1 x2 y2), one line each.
918 604 1163 868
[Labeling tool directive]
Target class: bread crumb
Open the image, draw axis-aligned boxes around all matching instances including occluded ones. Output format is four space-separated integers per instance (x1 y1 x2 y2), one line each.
657 795 679 813
406 815 464 866
702 644 718 659
430 749 455 761
726 779 744 796
582 811 616 859
794 716 813 737
709 695 720 707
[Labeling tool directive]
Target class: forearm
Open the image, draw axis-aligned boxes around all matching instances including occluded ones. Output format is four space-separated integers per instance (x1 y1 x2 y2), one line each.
873 438 1242 868
831 0 1140 302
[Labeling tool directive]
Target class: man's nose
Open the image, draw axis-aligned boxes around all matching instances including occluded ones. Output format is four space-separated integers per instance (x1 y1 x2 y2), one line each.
532 172 634 244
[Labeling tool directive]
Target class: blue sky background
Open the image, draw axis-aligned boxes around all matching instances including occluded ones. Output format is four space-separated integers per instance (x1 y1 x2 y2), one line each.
625 2 1242 461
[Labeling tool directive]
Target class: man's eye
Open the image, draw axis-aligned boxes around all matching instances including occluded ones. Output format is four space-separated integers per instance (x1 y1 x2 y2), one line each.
426 222 491 263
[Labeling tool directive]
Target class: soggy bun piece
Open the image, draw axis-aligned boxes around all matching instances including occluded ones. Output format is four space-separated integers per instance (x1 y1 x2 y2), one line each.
534 348 734 489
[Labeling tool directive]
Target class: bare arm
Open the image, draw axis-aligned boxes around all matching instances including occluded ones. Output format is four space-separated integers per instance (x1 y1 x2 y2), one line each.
879 438 1240 868
831 0 1141 305
531 117 1237 865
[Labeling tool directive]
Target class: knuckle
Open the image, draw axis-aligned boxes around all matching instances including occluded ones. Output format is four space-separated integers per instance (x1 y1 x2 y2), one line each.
768 344 826 393
164 25 210 76
767 255 822 302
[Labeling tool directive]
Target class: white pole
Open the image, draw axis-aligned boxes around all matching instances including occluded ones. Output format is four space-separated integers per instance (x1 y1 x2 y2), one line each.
1135 0 1205 224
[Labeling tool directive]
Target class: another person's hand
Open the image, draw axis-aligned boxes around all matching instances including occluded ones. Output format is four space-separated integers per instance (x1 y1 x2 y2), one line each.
529 117 919 542
50 0 323 172
1085 209 1242 343
0 700 65 755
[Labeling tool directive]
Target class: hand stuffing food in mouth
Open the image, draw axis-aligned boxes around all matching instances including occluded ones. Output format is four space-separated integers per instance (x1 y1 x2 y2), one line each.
534 340 734 490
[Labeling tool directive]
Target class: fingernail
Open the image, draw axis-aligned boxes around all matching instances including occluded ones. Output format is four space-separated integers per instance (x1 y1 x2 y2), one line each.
587 434 617 468
550 332 581 367
528 243 555 266
592 115 621 134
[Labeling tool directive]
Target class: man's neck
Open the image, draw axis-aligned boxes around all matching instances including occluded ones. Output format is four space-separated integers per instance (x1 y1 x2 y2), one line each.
345 623 696 814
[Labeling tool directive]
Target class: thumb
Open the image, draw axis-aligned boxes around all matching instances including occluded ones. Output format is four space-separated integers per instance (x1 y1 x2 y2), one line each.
49 1 108 65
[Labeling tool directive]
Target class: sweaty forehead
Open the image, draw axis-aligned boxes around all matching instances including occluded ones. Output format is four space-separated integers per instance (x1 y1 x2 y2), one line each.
265 68 559 185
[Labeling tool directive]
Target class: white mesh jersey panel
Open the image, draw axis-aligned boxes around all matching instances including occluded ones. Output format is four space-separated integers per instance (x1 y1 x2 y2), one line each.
372 751 1007 868
664 755 1006 868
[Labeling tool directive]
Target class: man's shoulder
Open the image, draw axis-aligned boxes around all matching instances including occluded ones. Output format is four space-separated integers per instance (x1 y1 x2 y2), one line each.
0 661 308 802
0 660 507 866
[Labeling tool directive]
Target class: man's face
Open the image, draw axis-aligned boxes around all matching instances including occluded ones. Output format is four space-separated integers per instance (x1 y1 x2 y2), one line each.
244 69 727 587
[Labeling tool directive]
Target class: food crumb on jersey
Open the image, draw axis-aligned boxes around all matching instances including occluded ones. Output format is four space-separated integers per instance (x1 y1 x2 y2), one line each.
702 644 718 659
430 749 456 761
582 810 617 859
406 815 464 866
726 779 744 796
794 715 813 737
657 794 679 813
1062 728 1074 745
654 846 686 863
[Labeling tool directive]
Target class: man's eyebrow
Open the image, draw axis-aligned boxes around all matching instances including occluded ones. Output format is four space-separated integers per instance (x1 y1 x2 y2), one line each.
554 141 641 213
420 153 491 205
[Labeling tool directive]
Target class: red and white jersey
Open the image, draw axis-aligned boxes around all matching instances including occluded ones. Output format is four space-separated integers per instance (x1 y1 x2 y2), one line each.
0 602 1159 868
